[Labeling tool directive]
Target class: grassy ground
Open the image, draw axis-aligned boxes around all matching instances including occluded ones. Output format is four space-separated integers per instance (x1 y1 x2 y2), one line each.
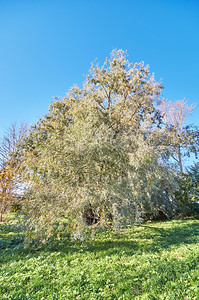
0 219 199 299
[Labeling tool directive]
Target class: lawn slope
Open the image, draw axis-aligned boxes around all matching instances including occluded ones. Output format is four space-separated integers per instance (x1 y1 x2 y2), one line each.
1 219 199 299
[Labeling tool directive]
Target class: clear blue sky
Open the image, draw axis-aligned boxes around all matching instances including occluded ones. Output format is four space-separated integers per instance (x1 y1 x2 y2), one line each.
0 0 199 141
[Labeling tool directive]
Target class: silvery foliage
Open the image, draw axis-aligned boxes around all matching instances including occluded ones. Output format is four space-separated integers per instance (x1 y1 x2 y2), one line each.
20 50 177 243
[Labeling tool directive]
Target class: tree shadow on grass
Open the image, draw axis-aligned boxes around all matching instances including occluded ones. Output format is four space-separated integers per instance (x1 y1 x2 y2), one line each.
74 220 199 257
1 220 199 262
1 221 199 300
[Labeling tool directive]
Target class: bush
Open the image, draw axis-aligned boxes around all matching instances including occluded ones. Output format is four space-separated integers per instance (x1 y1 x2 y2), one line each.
175 163 199 215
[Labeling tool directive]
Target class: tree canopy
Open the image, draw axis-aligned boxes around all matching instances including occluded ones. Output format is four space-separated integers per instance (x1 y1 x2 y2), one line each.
11 49 198 244
160 99 199 172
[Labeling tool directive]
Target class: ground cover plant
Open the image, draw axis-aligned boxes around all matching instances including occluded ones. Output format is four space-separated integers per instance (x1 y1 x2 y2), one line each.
1 218 199 299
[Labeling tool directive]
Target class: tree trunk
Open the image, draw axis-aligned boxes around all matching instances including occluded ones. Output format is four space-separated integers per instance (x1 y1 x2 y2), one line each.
177 147 183 173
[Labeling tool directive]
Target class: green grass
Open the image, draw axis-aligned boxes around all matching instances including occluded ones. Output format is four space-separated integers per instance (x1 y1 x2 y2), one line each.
1 219 199 299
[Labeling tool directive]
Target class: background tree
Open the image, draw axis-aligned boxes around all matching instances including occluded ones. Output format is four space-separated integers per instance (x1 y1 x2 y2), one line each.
174 163 199 215
19 50 178 244
160 99 199 172
0 123 27 222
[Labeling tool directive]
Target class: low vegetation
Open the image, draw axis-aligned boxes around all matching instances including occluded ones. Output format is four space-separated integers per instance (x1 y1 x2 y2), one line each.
1 218 199 299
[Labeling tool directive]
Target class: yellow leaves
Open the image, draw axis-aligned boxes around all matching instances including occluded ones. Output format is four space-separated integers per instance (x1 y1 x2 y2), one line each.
0 161 20 209
0 164 18 220
0 165 15 192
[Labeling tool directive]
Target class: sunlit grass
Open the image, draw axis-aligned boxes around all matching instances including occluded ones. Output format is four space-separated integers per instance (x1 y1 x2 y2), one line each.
1 219 199 299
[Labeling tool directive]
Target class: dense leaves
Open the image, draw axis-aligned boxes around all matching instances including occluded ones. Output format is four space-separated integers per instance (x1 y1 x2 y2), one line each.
16 50 179 243
6 50 197 244
175 163 199 214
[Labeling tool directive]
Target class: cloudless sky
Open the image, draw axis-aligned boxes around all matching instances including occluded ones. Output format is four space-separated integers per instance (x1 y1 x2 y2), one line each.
0 0 199 143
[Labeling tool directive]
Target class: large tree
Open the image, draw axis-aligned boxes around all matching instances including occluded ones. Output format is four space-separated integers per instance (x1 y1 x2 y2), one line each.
19 50 177 243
